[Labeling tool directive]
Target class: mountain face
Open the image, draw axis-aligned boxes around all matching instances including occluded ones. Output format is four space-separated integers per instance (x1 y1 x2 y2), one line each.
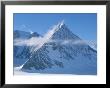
51 22 80 40
14 30 40 39
14 21 97 75
14 30 40 67
14 30 30 39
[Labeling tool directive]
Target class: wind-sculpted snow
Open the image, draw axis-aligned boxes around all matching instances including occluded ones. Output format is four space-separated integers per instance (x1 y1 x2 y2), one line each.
14 21 97 75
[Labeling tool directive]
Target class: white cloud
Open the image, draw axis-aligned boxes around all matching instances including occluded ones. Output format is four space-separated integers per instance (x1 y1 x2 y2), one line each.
14 37 43 46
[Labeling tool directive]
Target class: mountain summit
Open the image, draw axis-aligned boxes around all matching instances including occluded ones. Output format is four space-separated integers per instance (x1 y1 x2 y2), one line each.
44 20 80 41
51 20 80 40
14 21 97 75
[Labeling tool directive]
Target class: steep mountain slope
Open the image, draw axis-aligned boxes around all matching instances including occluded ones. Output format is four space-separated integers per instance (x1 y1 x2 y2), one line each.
14 30 41 67
19 21 97 75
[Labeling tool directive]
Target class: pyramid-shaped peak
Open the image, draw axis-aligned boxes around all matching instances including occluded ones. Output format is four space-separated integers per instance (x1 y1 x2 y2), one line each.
44 20 81 41
48 20 81 40
53 20 66 32
58 20 65 27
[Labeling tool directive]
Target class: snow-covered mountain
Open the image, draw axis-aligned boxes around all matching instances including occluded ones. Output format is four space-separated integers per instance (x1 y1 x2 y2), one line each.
14 30 41 67
14 30 40 39
14 21 97 75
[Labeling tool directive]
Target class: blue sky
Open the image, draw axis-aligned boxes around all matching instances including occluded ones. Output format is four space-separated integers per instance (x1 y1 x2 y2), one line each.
14 13 97 41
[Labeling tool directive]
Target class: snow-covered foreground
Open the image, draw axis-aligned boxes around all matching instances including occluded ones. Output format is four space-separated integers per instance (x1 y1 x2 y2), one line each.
14 67 42 75
14 54 96 75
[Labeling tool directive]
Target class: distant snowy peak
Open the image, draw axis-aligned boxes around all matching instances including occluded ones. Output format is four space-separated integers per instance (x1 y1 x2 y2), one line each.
29 32 40 38
45 20 81 41
14 30 40 39
14 30 30 39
